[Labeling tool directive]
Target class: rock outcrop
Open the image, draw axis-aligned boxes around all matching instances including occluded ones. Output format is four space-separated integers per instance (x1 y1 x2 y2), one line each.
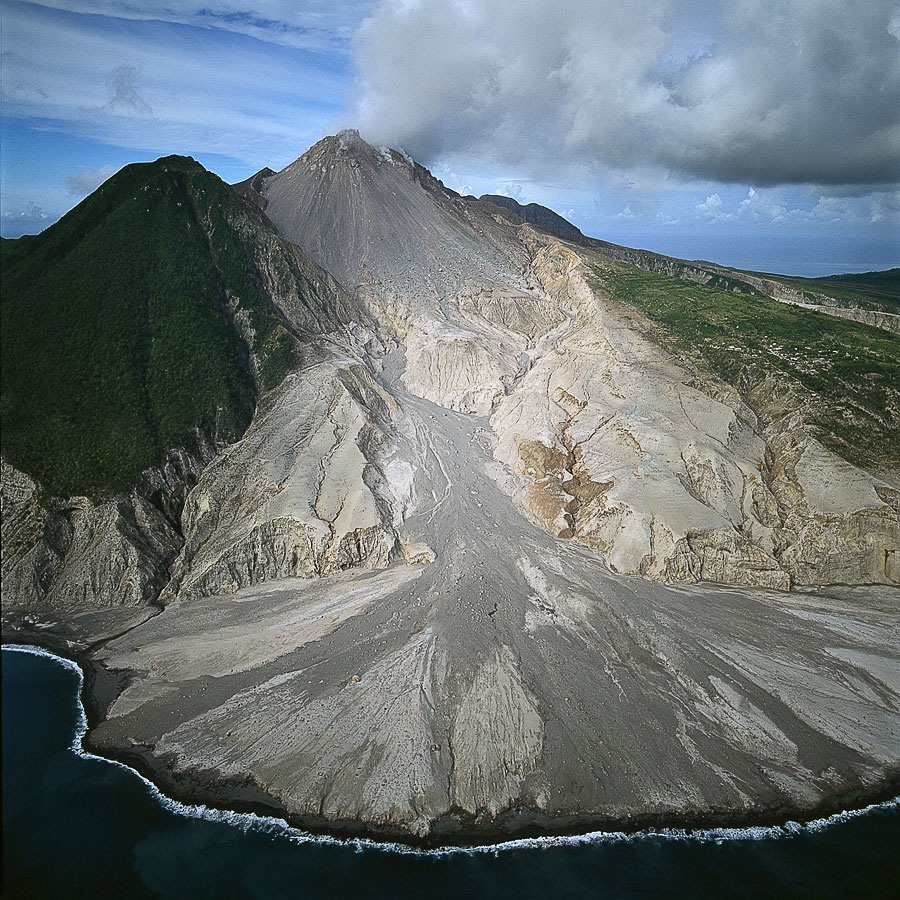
491 249 899 589
162 361 401 599
1 459 180 609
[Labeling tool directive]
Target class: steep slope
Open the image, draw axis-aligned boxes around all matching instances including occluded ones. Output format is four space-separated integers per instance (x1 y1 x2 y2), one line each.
479 193 585 242
257 129 523 302
255 129 553 416
253 130 899 590
492 248 899 588
0 155 346 498
1 155 376 611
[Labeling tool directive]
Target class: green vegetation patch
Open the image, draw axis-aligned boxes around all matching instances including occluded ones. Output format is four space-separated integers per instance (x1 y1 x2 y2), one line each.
763 269 900 314
1 156 299 497
596 263 900 470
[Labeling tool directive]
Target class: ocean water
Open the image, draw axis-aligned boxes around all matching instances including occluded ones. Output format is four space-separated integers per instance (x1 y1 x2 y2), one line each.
3 645 898 899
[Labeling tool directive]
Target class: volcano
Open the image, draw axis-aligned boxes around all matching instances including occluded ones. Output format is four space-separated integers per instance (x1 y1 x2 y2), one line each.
2 130 898 841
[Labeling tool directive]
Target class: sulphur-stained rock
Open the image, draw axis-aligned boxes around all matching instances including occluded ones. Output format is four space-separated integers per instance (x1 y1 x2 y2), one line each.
399 539 436 565
765 432 899 586
745 384 900 587
488 250 899 590
489 271 790 588
664 531 792 590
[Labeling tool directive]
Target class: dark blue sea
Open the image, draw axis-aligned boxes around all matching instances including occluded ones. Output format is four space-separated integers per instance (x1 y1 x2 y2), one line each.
3 645 898 899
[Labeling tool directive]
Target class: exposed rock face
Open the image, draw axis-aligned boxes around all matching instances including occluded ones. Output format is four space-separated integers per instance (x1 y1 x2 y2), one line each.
257 129 543 416
163 361 400 599
89 396 900 837
493 247 899 590
3 131 899 841
733 271 900 335
758 408 900 585
1 459 180 608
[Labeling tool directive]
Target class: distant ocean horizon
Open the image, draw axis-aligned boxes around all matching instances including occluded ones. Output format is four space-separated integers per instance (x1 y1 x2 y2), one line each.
3 644 899 899
596 230 900 279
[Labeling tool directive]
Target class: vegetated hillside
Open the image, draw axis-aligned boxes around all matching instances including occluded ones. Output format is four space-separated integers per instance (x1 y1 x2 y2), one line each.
802 268 900 313
736 268 900 317
596 262 900 470
0 156 304 498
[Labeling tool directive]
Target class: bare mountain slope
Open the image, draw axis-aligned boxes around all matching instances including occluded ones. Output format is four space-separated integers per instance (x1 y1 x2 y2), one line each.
245 130 898 592
258 129 527 305
92 377 900 839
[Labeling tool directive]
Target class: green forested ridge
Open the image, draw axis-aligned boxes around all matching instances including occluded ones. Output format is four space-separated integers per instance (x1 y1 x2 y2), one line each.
1 156 300 498
597 263 900 470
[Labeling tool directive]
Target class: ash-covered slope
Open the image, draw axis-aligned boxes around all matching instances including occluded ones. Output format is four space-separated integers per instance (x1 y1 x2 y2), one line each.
2 133 899 842
251 129 559 416
247 130 899 591
255 129 523 300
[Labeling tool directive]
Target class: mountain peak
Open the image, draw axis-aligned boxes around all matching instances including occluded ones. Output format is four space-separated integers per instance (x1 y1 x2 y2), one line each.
260 129 522 302
299 128 379 165
4 127 899 846
334 127 366 148
294 129 425 184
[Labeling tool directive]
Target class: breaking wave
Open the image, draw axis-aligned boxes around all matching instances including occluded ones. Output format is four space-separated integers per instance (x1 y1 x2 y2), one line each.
6 644 899 859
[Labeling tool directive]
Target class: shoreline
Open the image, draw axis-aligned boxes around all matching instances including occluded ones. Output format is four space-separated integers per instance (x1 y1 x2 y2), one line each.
6 637 900 851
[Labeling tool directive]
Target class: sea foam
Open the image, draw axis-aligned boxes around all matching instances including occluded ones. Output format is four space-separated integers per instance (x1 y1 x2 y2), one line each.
5 644 898 858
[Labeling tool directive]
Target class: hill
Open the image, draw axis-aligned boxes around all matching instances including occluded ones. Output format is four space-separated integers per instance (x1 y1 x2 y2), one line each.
0 156 341 497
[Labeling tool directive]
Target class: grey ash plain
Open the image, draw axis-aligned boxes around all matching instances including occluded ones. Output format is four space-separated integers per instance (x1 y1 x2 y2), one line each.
3 130 898 844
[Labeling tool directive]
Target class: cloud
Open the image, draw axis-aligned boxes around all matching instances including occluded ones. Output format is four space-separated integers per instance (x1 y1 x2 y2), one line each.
13 1 374 51
890 8 900 40
0 1 358 166
868 189 900 223
1 200 51 236
66 164 121 196
686 184 899 229
2 200 48 221
696 192 724 218
103 65 153 116
355 0 900 187
497 182 525 201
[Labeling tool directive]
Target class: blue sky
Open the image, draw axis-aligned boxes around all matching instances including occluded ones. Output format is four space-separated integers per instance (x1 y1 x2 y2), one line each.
2 0 898 276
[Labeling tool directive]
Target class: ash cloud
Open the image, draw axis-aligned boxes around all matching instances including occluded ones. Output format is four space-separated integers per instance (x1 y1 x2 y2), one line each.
66 165 121 197
104 65 154 116
354 0 900 187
